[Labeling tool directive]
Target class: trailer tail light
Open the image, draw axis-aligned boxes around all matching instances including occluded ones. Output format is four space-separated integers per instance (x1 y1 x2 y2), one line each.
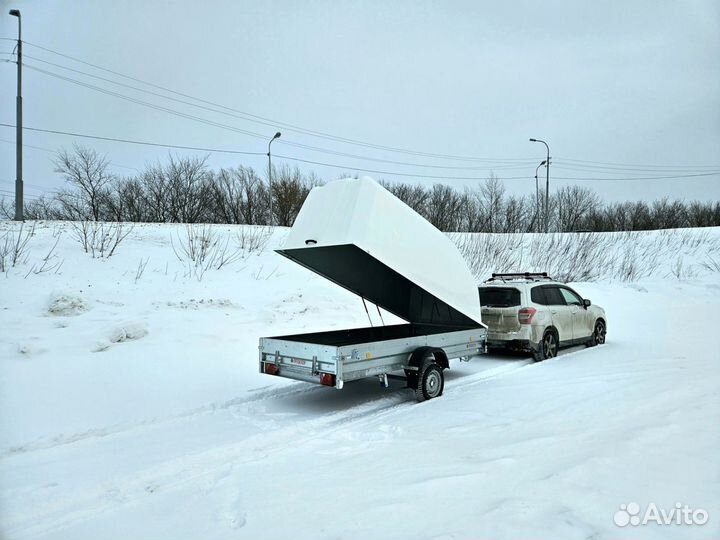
264 363 279 375
319 373 336 387
518 307 537 324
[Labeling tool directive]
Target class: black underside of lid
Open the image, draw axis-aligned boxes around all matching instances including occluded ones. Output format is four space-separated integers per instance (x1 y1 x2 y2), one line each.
277 244 479 328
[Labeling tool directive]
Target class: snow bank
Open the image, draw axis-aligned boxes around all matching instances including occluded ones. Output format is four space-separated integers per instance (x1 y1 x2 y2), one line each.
0 220 719 539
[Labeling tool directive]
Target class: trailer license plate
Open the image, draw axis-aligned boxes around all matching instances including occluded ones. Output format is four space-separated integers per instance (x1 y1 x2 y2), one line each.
291 359 306 365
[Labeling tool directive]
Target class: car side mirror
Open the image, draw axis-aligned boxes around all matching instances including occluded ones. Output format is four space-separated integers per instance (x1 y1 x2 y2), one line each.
583 298 591 308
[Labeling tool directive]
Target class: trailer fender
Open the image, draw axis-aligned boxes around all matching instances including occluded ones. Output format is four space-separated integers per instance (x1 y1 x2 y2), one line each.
406 346 449 370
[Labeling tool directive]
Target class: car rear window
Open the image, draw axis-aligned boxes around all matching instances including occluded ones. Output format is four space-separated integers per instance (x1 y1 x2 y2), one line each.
479 287 521 307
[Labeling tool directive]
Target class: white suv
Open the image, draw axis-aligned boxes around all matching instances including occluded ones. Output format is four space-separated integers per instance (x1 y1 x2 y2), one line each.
478 272 607 361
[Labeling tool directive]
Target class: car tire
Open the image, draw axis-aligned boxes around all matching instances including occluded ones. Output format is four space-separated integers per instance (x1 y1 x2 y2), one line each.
415 362 444 402
586 320 606 347
533 329 558 361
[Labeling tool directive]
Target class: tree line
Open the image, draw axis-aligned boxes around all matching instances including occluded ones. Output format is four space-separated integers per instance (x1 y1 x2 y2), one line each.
1 144 719 232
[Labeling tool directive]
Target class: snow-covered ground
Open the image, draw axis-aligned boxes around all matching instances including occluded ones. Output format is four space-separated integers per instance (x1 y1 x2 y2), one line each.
1 222 719 539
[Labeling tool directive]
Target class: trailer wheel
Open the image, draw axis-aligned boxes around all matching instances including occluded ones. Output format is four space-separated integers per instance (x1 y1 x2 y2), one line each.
415 362 444 402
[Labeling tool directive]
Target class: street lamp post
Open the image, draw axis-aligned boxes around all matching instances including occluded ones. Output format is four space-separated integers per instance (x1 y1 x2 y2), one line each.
267 131 281 226
534 160 546 232
9 9 22 221
529 138 550 232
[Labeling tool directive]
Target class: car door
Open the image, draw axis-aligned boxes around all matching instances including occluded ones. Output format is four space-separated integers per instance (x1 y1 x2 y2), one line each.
543 286 573 344
558 287 585 341
559 286 593 340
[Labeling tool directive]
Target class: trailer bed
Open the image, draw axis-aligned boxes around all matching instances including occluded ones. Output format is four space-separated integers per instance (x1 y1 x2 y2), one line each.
260 323 487 388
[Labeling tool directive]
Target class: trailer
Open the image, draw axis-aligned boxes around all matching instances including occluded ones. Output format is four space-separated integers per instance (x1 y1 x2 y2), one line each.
259 177 487 401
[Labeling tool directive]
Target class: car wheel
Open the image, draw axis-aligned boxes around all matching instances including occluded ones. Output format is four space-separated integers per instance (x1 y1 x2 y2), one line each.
415 362 444 402
533 330 558 361
587 320 606 347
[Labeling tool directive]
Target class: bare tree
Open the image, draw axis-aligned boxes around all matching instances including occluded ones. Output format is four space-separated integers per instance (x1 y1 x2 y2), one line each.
164 155 211 223
380 181 429 215
54 145 114 220
114 177 147 222
555 185 600 232
0 196 14 219
24 196 61 220
457 187 483 232
424 184 462 231
23 143 720 233
479 175 505 233
211 166 268 224
271 166 316 226
503 194 530 233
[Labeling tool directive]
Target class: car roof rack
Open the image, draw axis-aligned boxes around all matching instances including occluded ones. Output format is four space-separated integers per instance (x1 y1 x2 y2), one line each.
484 272 555 283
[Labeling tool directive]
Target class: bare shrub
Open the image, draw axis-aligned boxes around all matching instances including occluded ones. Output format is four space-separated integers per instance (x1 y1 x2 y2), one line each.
0 222 36 272
452 229 720 283
26 232 64 277
452 232 524 279
135 257 150 283
172 224 244 281
237 226 272 255
669 256 697 280
252 264 278 280
71 221 133 258
701 255 720 273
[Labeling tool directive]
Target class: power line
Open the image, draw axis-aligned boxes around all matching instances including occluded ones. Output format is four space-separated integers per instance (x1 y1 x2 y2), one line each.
23 62 535 171
2 123 718 182
0 122 264 155
16 41 719 173
23 40 539 164
0 137 55 154
553 163 720 177
24 64 277 141
0 188 50 201
555 156 720 171
272 154 720 181
0 179 58 193
21 53 527 171
0 137 141 172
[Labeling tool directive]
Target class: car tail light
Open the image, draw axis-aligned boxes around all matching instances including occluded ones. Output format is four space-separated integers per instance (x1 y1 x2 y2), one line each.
264 363 279 375
518 307 537 324
319 373 336 387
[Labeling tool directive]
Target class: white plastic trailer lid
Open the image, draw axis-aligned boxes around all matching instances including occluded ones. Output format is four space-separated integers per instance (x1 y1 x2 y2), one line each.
277 177 484 328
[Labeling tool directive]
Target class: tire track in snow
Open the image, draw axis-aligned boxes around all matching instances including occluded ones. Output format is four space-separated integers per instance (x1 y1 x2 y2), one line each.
4 358 534 538
0 380 325 458
1 356 531 459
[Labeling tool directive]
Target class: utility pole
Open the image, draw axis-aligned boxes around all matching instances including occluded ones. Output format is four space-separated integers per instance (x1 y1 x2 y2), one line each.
529 138 550 232
9 9 22 221
534 160 546 232
267 131 281 226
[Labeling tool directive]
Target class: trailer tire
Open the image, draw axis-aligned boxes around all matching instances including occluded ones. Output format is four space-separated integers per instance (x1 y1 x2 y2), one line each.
415 362 444 402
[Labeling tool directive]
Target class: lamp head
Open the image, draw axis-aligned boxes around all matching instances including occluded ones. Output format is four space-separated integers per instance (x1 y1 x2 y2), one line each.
529 138 537 142
9 9 20 17
273 131 281 140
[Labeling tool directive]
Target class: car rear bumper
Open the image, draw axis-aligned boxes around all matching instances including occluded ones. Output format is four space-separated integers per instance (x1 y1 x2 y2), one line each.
487 338 539 352
486 327 541 352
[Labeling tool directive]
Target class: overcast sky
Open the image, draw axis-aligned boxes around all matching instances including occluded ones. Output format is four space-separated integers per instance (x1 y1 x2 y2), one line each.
0 0 718 203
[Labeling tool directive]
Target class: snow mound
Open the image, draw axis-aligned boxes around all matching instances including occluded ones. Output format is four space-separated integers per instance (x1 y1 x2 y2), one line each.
107 321 149 343
47 292 90 316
